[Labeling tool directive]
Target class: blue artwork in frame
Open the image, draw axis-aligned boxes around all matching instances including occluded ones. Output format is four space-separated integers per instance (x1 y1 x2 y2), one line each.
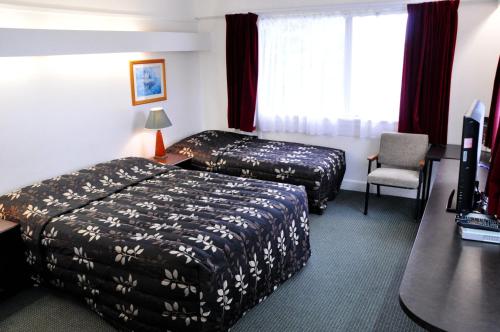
130 59 167 106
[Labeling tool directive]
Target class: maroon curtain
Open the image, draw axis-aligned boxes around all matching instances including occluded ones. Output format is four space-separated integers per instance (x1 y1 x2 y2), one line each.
487 129 500 216
398 0 460 145
487 59 500 216
226 13 258 132
485 56 500 149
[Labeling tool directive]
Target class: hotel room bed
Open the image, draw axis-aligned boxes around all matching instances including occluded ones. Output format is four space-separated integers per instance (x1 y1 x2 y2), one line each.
0 157 310 332
167 130 346 213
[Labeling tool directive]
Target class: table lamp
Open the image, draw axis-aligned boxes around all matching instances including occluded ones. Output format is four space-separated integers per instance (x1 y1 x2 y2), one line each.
145 107 172 159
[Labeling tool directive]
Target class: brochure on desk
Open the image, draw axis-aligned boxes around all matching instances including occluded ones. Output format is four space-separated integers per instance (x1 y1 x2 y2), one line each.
459 226 500 244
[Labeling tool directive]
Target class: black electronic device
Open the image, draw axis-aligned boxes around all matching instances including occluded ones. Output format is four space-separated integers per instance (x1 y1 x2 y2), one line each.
447 100 485 214
456 212 500 232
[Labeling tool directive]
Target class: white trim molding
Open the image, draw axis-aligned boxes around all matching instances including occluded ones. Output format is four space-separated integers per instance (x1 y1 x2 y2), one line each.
195 0 497 20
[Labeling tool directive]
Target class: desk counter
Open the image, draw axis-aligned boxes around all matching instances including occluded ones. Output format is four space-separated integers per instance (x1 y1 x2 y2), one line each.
400 159 500 331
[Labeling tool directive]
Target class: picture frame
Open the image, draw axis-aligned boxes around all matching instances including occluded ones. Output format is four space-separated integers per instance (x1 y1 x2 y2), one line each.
129 59 167 106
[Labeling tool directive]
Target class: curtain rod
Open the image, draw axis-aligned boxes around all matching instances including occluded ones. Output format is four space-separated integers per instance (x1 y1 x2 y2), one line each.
195 0 495 20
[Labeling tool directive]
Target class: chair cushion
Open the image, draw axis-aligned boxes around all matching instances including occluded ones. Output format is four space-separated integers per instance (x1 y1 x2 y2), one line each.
367 167 420 189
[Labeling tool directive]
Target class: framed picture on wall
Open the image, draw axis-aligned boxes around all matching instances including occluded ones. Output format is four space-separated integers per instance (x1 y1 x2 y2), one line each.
129 59 167 106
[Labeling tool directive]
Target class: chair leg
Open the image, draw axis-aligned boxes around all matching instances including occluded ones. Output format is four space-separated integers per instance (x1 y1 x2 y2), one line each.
415 184 421 221
377 185 381 197
364 183 370 215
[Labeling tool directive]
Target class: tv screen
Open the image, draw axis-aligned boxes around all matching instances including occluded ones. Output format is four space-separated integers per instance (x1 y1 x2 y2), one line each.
456 100 485 214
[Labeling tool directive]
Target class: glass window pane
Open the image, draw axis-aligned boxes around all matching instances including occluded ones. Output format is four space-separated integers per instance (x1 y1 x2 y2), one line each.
350 14 408 121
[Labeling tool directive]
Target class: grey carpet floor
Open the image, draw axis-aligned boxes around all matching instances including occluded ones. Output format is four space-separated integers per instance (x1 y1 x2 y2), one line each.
0 191 423 332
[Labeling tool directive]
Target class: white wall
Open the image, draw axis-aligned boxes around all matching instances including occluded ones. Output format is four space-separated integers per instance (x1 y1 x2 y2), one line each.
0 0 203 194
196 0 500 197
449 1 500 144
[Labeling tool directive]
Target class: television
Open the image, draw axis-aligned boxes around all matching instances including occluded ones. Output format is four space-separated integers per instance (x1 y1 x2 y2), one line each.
455 100 485 214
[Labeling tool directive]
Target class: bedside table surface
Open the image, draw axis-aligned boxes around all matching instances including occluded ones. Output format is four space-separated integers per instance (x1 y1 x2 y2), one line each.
0 219 18 234
151 153 192 166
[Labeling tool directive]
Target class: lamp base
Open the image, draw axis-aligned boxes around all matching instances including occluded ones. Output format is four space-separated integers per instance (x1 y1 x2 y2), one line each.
155 130 166 158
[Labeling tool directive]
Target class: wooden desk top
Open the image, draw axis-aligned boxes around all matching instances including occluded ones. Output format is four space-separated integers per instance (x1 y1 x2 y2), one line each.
0 219 18 234
399 159 500 331
150 153 192 166
426 144 461 161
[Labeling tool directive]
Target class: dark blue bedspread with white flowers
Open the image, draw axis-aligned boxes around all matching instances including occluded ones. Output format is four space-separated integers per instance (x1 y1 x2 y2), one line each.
0 157 310 331
167 130 346 212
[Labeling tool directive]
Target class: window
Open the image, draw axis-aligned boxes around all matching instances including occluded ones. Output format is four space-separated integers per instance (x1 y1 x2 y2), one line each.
257 13 408 137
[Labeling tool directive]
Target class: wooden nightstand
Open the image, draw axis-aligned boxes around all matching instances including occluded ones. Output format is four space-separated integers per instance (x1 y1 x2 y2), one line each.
150 153 193 167
0 220 27 299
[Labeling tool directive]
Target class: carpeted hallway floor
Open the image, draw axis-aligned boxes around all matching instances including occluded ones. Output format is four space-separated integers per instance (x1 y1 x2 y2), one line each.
0 191 423 332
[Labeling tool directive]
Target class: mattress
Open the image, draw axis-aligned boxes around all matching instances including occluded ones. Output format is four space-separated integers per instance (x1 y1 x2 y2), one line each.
168 130 346 212
0 157 310 331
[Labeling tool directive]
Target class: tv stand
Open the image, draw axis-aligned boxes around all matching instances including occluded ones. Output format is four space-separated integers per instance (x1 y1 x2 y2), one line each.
447 181 484 214
446 189 457 213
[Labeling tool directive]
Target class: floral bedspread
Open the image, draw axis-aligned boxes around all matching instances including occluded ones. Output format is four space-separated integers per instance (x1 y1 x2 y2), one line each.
168 130 346 212
0 157 310 331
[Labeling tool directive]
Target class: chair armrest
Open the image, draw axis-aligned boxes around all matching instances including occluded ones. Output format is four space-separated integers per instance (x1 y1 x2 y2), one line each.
418 159 425 170
367 154 379 175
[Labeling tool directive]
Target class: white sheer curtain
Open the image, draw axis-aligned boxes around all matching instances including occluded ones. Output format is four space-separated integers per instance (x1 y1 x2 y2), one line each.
256 13 408 138
257 14 346 135
350 14 408 137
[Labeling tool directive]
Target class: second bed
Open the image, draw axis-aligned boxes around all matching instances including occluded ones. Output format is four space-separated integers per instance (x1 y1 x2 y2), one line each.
168 130 346 213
